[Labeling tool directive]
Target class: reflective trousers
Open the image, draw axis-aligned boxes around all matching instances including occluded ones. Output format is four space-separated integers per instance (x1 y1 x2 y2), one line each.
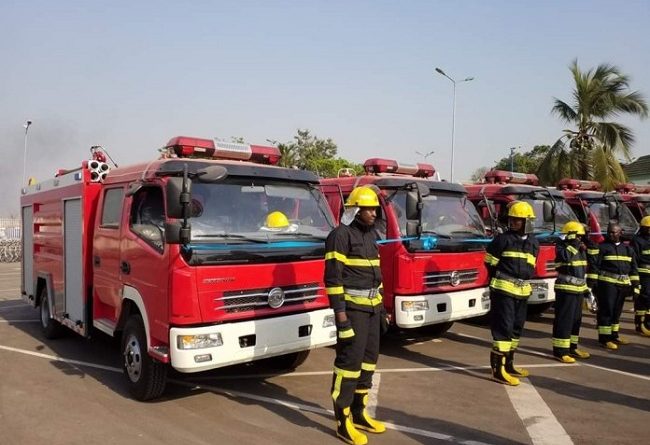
552 291 585 356
490 289 528 352
595 282 631 343
634 275 650 315
331 308 381 410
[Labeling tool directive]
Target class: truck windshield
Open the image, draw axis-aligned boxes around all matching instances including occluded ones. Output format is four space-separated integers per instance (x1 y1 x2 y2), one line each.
520 198 578 233
392 191 486 238
587 201 639 234
190 179 334 242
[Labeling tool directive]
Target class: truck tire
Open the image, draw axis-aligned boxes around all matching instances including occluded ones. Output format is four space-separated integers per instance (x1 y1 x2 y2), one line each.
122 315 167 401
39 288 64 339
258 350 311 371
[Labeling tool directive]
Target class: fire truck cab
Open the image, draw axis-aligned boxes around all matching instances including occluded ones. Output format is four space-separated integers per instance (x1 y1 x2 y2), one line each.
21 136 337 400
614 183 650 223
558 178 639 243
321 158 490 335
466 170 581 313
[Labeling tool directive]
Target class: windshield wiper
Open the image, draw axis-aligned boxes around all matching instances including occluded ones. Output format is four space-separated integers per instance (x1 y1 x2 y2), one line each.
192 233 270 243
271 232 327 240
421 230 451 239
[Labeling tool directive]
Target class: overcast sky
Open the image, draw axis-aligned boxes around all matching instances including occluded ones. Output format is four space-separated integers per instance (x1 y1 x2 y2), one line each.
1 0 648 216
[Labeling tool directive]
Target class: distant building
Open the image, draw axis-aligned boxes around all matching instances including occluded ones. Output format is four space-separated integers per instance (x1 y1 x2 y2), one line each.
623 154 650 184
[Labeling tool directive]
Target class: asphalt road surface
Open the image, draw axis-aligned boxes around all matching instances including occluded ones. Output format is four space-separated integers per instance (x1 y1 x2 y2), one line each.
1 262 648 444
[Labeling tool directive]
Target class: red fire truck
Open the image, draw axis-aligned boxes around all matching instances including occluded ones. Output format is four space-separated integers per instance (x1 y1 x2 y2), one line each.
20 137 337 400
465 170 581 314
321 158 490 335
613 183 650 223
557 178 639 243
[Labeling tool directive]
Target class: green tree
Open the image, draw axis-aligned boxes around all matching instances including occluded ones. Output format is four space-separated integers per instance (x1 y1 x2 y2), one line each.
538 60 648 190
494 145 550 175
470 166 490 182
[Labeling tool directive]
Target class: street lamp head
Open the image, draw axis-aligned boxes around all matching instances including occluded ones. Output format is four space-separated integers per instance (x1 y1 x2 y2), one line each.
435 67 446 76
24 120 32 128
463 77 475 82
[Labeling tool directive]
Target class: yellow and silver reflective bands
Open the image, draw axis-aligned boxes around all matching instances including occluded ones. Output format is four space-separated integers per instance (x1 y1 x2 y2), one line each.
552 337 571 348
567 245 578 255
493 340 512 352
558 260 588 267
612 323 620 332
598 326 612 335
344 293 383 307
598 271 631 285
570 335 580 344
603 255 632 262
484 253 499 266
326 285 344 295
586 273 598 280
639 267 650 274
331 366 361 402
501 250 536 266
338 327 355 339
361 362 376 371
587 249 599 255
490 278 533 297
511 338 520 349
636 310 648 316
642 249 650 255
555 283 588 293
325 251 379 267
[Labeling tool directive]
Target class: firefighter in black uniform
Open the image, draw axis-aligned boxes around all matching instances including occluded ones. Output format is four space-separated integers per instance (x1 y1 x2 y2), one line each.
325 186 386 445
552 221 591 362
587 222 639 349
632 216 650 336
484 201 539 386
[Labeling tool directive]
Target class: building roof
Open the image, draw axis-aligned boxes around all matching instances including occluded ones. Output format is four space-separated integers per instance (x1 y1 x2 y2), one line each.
624 154 650 177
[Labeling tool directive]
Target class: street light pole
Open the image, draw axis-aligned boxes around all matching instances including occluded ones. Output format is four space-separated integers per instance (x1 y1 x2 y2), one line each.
435 68 474 182
510 147 516 172
22 120 33 186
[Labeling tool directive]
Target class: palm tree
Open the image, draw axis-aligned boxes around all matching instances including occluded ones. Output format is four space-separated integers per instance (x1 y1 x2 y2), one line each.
538 60 647 190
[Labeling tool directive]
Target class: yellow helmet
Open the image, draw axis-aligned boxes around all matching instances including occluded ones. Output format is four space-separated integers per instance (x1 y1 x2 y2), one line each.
265 211 290 229
562 221 586 235
508 201 535 219
641 215 650 228
345 186 379 208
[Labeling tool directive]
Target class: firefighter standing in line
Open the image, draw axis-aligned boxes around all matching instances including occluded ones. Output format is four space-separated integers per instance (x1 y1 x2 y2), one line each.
325 186 386 445
631 216 650 336
484 201 539 386
587 223 639 349
551 221 591 362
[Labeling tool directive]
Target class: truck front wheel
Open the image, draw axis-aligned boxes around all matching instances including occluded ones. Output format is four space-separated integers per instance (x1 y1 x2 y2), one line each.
257 350 311 371
122 315 167 401
39 288 64 339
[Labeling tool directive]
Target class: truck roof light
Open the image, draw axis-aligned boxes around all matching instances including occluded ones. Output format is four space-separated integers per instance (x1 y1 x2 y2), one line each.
557 178 601 191
165 137 281 165
363 158 434 178
484 170 538 185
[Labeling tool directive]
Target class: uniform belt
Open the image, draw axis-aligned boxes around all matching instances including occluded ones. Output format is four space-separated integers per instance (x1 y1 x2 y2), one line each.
345 288 380 298
495 271 528 287
599 270 629 281
557 274 586 286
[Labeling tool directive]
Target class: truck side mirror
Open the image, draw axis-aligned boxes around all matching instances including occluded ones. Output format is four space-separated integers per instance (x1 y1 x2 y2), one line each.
164 221 191 245
543 200 554 222
405 189 423 221
406 220 422 238
166 177 191 219
608 201 618 219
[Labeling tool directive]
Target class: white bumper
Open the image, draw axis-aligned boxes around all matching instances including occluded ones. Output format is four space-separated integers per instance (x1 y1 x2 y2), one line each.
169 308 336 373
528 278 556 305
394 287 490 329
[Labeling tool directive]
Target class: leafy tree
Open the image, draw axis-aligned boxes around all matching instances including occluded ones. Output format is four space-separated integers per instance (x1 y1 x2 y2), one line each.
538 60 648 190
493 145 550 176
470 166 490 182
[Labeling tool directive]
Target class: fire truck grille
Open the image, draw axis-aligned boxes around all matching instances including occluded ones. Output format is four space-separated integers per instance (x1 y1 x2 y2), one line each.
216 283 322 313
546 262 559 273
423 269 478 288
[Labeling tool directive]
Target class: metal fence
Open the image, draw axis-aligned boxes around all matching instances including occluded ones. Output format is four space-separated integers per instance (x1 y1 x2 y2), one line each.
0 218 21 262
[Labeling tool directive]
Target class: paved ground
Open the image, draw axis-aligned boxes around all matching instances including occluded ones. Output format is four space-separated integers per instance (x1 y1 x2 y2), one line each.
1 262 648 444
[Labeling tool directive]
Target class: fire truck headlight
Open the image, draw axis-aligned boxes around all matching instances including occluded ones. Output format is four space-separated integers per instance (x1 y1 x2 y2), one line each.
402 301 429 312
177 333 223 350
323 314 336 328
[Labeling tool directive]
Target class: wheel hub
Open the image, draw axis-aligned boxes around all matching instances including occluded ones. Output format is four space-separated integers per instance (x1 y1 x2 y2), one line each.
124 334 142 382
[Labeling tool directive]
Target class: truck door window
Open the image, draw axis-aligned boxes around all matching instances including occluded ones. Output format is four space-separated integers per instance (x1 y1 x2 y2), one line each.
100 188 125 228
129 187 165 251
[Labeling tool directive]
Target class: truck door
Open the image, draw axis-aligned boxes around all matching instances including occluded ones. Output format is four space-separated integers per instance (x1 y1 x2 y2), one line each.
93 187 126 317
121 186 170 344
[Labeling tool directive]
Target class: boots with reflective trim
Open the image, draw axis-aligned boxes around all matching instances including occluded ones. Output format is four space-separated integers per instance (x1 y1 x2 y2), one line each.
334 406 368 445
635 315 650 337
351 391 386 434
505 350 529 378
614 335 630 345
570 347 591 359
490 351 519 386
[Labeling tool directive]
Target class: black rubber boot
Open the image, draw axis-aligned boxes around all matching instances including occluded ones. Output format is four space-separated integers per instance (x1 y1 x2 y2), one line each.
490 350 519 386
635 315 650 337
334 405 367 445
351 391 386 434
505 350 529 377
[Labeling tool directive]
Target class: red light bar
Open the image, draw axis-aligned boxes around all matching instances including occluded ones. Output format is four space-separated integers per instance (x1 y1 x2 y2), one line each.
363 158 434 178
557 178 601 191
165 137 281 165
634 185 650 194
615 183 635 193
484 170 538 185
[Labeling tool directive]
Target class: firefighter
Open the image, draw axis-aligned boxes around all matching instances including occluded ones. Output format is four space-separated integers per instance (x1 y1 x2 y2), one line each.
552 221 591 362
484 201 539 386
631 216 650 336
325 186 386 445
588 223 639 349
